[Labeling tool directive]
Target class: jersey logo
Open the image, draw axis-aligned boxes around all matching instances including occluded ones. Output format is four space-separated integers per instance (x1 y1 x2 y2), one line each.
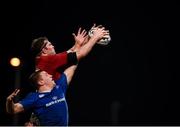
52 96 57 100
39 94 45 98
46 97 66 107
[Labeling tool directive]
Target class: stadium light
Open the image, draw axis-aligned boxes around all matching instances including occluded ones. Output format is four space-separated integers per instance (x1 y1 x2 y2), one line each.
10 57 21 67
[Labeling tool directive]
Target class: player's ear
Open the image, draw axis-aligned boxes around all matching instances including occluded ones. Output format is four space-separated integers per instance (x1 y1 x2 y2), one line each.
41 47 47 54
38 79 44 86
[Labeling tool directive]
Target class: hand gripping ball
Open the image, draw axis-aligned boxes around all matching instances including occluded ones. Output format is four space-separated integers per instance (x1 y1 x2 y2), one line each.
88 28 111 45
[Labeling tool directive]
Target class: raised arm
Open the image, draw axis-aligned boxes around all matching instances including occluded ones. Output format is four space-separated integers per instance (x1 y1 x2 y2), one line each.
68 24 109 55
6 89 24 114
75 25 109 60
63 65 78 85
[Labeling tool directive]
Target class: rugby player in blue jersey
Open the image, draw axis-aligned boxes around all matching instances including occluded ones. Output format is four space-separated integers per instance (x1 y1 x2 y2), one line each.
6 64 77 126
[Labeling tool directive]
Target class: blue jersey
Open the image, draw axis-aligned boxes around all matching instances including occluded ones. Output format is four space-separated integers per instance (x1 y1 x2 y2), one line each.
19 73 68 126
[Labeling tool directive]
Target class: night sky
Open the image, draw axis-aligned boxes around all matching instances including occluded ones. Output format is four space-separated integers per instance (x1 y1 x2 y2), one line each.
0 0 179 126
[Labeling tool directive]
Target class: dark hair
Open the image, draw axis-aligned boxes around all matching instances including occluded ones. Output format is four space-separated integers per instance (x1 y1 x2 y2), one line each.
31 37 48 56
29 70 43 88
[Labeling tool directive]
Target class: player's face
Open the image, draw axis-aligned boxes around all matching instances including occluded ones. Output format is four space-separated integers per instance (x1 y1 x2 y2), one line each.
40 71 55 87
43 40 56 55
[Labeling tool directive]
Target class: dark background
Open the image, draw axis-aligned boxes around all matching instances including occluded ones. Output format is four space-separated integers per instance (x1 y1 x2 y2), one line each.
0 0 179 126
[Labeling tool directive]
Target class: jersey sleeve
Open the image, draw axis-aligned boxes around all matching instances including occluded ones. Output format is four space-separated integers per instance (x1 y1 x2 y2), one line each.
36 51 77 80
19 93 37 111
55 73 68 94
36 51 68 79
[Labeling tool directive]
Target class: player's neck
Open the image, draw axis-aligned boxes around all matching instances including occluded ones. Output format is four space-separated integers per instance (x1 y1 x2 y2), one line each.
38 85 53 93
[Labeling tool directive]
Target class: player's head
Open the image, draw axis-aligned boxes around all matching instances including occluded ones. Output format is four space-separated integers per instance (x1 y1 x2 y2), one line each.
31 37 56 57
29 70 55 89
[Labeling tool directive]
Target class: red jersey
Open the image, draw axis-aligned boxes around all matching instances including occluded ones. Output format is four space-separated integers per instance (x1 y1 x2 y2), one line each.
36 51 68 80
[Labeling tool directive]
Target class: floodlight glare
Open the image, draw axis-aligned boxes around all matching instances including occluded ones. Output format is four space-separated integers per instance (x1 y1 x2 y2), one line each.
10 57 21 67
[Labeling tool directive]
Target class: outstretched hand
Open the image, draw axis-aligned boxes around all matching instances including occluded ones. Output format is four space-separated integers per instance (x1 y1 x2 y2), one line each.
7 89 20 101
72 27 88 47
89 23 110 40
91 27 109 41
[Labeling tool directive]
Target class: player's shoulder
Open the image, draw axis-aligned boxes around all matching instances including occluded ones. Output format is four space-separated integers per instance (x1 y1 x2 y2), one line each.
55 73 67 84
